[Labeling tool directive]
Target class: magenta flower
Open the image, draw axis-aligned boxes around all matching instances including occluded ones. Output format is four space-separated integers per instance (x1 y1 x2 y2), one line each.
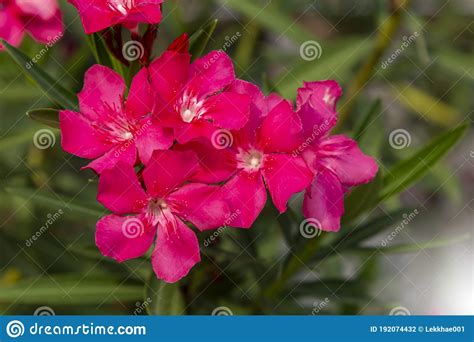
68 0 163 34
297 81 379 232
149 35 250 145
60 64 173 174
184 81 313 228
0 0 63 49
95 150 230 283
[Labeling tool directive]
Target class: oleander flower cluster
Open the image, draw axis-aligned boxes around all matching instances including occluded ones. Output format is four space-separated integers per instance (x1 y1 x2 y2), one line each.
7 0 378 283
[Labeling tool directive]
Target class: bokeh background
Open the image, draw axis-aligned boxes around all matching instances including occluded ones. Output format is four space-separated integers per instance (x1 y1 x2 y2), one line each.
0 0 472 315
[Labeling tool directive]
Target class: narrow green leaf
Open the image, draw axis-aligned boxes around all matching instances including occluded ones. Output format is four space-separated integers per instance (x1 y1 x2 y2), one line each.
380 124 469 201
356 233 470 254
26 108 60 129
352 99 382 139
437 50 474 82
342 171 383 222
218 0 313 43
189 19 218 60
0 276 142 305
1 40 77 109
86 33 112 67
5 187 104 220
394 84 462 127
145 275 185 315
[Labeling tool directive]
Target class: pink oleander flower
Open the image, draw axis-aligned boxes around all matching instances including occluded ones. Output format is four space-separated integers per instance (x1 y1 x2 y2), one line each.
297 81 379 232
182 81 313 228
60 64 173 174
0 0 63 49
68 0 163 34
148 34 250 145
95 150 230 283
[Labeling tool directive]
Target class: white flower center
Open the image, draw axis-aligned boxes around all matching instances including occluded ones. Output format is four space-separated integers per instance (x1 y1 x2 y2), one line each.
237 149 264 172
322 87 336 106
177 92 206 123
107 0 134 15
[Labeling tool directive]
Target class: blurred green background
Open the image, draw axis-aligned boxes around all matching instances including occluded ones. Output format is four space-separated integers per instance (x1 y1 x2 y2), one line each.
0 0 472 315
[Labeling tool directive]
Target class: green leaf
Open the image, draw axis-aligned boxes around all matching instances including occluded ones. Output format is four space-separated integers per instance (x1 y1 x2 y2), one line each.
356 233 470 254
26 108 60 129
86 33 112 67
276 39 373 98
145 274 185 315
437 50 474 82
189 19 218 60
4 187 104 220
342 171 383 222
290 279 370 304
380 124 469 201
1 40 77 109
394 84 462 127
0 276 142 305
218 0 313 43
352 99 382 140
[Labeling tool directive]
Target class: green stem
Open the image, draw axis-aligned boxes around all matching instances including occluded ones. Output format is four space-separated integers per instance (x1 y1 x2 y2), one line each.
333 0 412 132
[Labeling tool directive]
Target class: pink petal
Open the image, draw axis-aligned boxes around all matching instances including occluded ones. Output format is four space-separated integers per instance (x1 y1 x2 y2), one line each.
203 92 250 130
0 6 25 48
15 0 58 20
296 81 341 140
68 0 117 34
187 51 235 98
149 50 190 105
59 110 111 159
173 120 215 144
122 1 163 25
175 140 236 184
303 169 344 232
84 142 137 174
168 183 231 231
258 100 303 153
126 67 153 119
96 215 155 262
263 154 313 213
143 150 199 197
318 135 379 186
223 171 267 229
152 217 200 283
78 65 126 122
97 162 148 215
24 8 63 44
134 118 174 165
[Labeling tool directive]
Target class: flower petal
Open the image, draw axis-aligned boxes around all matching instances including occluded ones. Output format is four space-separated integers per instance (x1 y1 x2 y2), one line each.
152 217 200 283
303 169 344 232
97 162 148 215
187 51 235 98
223 171 267 229
258 100 303 153
143 150 199 197
318 135 379 186
96 214 155 262
263 154 313 213
83 142 137 174
149 50 190 105
78 65 126 122
0 6 25 48
59 110 111 159
135 118 174 165
24 9 63 44
203 91 250 130
169 183 230 231
126 67 153 119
